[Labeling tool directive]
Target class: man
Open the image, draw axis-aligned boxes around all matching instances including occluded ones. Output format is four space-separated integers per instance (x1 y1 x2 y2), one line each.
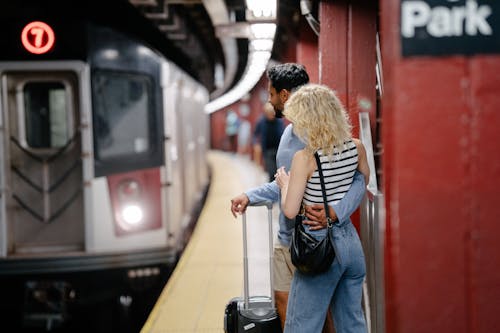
225 109 239 152
230 63 366 331
252 102 285 181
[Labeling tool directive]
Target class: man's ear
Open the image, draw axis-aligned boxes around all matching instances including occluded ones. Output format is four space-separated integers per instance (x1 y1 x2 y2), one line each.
280 89 290 102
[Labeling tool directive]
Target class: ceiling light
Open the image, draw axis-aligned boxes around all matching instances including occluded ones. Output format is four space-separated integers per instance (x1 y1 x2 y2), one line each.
246 0 276 19
250 39 274 52
204 2 276 113
205 49 271 113
250 23 276 39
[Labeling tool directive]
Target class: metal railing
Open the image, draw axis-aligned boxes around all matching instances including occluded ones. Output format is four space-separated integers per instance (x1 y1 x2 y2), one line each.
360 189 385 333
359 112 385 333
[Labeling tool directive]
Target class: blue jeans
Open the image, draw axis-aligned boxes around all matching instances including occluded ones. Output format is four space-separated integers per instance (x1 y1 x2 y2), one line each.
284 222 367 333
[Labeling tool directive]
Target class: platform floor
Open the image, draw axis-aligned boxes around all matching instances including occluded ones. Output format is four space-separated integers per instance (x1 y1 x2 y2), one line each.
141 150 279 333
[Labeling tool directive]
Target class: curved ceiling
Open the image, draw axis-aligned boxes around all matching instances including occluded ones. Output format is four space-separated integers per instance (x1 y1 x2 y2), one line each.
129 0 303 99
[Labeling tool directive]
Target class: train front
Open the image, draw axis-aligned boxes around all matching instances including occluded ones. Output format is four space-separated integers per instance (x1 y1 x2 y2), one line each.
0 4 209 331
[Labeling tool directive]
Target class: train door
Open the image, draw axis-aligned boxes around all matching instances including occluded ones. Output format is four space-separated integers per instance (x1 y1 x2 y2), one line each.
180 80 198 211
0 70 83 256
193 87 209 194
161 62 185 248
176 80 192 220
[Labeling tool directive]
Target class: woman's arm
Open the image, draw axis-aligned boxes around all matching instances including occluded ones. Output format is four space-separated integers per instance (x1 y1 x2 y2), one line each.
353 138 370 184
276 150 312 219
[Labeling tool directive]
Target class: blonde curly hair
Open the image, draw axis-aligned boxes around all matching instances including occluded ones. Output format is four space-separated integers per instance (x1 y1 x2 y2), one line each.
284 84 352 158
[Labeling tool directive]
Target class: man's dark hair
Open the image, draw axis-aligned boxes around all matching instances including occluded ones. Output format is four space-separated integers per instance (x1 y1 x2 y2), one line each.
267 63 310 93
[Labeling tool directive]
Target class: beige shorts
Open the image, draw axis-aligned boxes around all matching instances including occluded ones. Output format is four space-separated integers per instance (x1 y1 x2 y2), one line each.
273 243 296 292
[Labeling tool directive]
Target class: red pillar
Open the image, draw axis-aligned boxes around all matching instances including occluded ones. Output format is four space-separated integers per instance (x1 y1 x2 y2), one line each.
319 0 377 136
381 1 500 332
296 19 319 83
319 0 348 104
318 0 377 233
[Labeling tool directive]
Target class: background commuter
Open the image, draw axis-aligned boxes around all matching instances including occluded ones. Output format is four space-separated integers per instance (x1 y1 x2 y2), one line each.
237 118 251 155
225 109 240 152
252 102 285 181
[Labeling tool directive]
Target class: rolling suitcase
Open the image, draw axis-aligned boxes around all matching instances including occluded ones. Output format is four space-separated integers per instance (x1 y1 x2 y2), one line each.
224 202 282 333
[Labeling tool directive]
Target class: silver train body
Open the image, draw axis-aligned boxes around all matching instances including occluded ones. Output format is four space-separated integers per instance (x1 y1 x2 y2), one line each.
0 14 209 330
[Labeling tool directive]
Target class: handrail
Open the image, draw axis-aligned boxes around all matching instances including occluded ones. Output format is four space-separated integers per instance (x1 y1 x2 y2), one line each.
360 189 385 333
359 112 386 333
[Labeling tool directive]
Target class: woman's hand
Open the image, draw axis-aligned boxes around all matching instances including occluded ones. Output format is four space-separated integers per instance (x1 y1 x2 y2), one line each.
275 166 289 189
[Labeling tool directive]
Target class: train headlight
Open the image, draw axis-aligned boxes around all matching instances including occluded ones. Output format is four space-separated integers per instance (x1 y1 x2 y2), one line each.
121 204 144 225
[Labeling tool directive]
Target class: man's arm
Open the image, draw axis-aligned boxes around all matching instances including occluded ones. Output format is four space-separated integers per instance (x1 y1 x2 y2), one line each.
304 171 366 229
246 180 280 204
230 181 280 217
331 171 366 224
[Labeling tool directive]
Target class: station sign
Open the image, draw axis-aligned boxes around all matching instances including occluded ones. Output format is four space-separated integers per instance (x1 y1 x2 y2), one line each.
401 0 500 56
21 21 55 55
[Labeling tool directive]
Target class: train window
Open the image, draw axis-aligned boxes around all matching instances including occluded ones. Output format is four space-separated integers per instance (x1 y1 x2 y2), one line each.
92 71 162 176
23 82 70 148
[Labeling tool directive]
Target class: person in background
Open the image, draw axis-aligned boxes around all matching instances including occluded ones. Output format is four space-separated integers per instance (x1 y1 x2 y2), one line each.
276 84 369 333
225 109 240 152
253 102 285 181
237 117 252 155
230 63 366 332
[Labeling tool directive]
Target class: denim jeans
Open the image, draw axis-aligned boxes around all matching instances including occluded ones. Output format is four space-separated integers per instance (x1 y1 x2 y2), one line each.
284 222 367 333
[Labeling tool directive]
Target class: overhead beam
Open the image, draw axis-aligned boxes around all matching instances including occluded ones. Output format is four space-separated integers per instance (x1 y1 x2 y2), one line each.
202 0 239 99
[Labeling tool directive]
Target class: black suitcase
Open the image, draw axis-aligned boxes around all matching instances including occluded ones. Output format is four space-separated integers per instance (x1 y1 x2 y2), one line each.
224 202 282 333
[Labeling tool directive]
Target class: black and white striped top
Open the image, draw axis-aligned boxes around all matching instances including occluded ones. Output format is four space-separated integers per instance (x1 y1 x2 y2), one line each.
302 140 358 205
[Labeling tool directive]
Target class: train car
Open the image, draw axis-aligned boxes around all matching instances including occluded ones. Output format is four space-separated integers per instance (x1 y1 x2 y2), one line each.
0 1 209 331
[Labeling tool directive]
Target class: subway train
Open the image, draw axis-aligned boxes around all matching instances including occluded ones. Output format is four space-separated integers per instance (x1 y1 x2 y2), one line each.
0 2 210 331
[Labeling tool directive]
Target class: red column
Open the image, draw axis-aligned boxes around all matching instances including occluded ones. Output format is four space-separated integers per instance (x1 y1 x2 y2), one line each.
381 1 500 332
319 0 348 103
296 19 319 83
318 0 377 234
319 0 376 136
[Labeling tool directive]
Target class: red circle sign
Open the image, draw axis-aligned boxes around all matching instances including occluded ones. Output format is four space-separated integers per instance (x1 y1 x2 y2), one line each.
21 21 55 54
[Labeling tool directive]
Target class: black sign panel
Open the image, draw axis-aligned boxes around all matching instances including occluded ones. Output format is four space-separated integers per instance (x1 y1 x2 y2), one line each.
401 0 500 56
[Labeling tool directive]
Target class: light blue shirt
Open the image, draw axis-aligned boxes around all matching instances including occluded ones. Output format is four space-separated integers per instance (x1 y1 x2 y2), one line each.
245 124 366 247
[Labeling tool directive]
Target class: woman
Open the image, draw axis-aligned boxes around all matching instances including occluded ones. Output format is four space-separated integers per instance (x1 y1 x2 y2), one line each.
275 84 369 333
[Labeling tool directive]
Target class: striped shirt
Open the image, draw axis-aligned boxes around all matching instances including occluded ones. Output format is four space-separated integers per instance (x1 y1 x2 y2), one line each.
302 140 358 206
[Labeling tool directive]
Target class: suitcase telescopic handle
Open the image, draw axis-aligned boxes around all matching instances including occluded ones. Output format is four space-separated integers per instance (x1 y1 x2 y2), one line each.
241 201 275 309
248 201 274 209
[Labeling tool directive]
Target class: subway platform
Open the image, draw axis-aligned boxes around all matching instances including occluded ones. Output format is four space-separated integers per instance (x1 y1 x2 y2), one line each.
141 151 279 333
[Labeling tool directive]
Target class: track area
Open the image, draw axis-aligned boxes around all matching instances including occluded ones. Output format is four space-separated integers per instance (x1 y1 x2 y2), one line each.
142 151 278 332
